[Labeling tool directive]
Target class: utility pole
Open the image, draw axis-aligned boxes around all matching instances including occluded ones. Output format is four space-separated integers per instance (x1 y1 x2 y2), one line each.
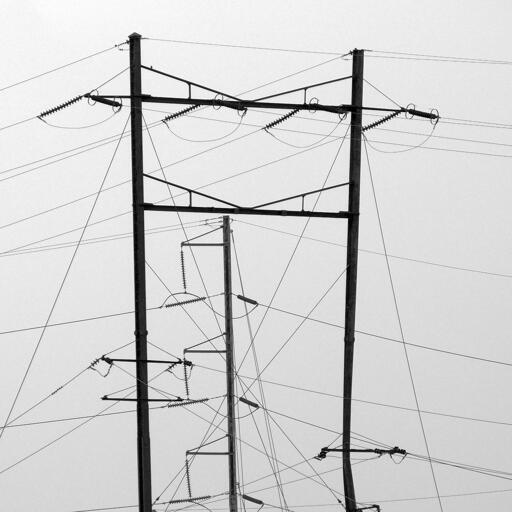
98 37 436 512
223 216 238 512
129 32 153 512
342 48 364 512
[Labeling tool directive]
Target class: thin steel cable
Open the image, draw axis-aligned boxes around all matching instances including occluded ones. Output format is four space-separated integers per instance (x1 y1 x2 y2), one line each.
240 267 348 399
236 126 350 373
0 53 341 180
142 114 229 342
196 401 342 501
155 397 227 505
38 111 119 130
231 231 289 509
0 44 123 93
3 293 511 372
365 137 512 158
256 301 512 368
145 261 225 360
0 366 169 476
164 111 245 143
363 78 402 108
0 306 160 336
363 137 444 512
4 339 135 429
367 50 512 65
145 38 349 57
232 387 288 510
364 125 437 153
265 118 342 149
0 221 213 258
0 114 130 445
235 219 512 279
1 66 127 133
237 377 344 505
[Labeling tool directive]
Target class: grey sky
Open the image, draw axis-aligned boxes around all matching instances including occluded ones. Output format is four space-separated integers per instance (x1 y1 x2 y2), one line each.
1 2 511 511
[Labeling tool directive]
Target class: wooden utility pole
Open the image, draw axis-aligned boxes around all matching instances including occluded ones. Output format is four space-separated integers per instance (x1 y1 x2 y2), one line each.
129 32 153 512
342 48 364 512
223 216 238 512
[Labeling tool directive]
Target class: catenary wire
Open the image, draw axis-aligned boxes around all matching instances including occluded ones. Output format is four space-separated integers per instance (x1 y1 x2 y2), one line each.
2 93 510 241
363 136 444 511
0 52 341 179
145 38 349 57
236 127 350 373
366 50 512 65
1 65 128 133
234 219 512 279
0 43 124 93
142 115 227 354
4 339 135 429
0 366 170 477
182 401 344 501
232 232 290 509
239 267 348 399
0 114 131 445
236 376 344 505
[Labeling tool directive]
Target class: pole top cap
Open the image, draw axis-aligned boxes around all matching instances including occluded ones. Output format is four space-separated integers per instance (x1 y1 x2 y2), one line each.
129 32 142 39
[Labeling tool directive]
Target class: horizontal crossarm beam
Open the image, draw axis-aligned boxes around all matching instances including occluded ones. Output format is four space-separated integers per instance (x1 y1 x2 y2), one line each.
85 94 439 120
143 203 351 219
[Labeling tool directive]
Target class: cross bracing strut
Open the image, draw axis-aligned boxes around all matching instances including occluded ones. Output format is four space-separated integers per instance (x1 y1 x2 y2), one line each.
142 173 351 219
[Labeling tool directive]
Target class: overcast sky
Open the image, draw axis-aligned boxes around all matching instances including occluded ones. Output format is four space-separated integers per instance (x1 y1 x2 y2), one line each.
1 2 511 512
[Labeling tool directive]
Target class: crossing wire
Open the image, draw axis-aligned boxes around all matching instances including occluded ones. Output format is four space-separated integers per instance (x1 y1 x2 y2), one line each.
189 400 344 501
363 135 444 512
0 114 131 445
235 126 350 374
234 218 512 279
142 114 226 344
0 43 124 93
147 38 512 65
231 231 289 510
0 365 170 477
0 52 342 181
236 375 344 505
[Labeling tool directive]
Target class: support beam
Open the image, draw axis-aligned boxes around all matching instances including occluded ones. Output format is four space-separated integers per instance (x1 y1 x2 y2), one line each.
143 203 350 219
342 48 364 512
223 216 238 512
129 32 153 512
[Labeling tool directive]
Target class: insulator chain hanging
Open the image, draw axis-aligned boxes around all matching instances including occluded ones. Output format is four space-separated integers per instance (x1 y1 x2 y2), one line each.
38 95 83 119
185 457 193 498
166 495 212 505
263 108 300 131
167 361 180 373
163 105 200 123
362 110 400 132
167 397 208 408
180 249 187 292
183 359 191 398
165 296 207 308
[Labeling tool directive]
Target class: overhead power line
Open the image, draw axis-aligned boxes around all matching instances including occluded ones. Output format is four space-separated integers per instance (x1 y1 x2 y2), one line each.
146 39 512 65
367 49 512 65
0 115 131 445
0 43 125 94
146 37 349 57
